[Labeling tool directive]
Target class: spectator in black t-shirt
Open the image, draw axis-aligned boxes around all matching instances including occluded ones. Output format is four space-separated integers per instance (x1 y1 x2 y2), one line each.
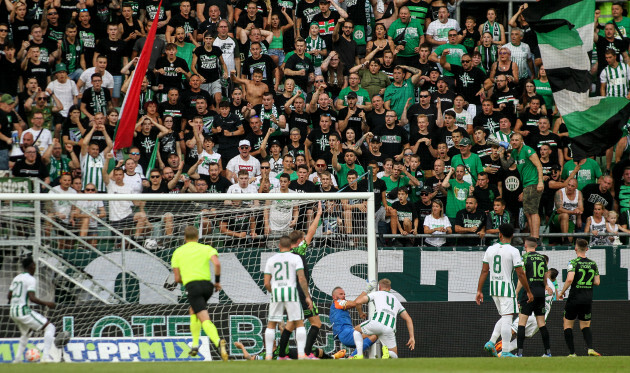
473 99 500 135
373 110 409 160
133 116 171 171
192 32 228 106
454 196 486 246
390 186 418 242
581 175 614 220
94 23 127 106
12 145 50 183
416 185 434 227
241 41 278 91
333 18 358 70
81 74 112 121
154 43 192 93
166 0 198 44
283 37 315 92
472 172 500 213
236 1 266 41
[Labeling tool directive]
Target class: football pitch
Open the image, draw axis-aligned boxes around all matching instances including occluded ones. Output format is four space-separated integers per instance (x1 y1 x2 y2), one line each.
3 357 630 372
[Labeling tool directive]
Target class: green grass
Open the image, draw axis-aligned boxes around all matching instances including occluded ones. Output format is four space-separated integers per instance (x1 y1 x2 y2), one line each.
2 357 630 372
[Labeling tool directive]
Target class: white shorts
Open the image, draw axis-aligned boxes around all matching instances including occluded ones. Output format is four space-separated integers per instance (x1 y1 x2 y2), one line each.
268 301 303 322
511 315 539 338
11 311 48 333
202 80 222 95
493 296 518 316
359 320 397 349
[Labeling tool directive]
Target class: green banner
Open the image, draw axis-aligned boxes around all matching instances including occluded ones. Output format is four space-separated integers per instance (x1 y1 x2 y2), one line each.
0 177 32 193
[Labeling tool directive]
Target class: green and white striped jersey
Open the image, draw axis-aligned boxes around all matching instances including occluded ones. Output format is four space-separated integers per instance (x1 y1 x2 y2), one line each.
368 291 405 330
483 242 523 297
80 152 106 192
600 62 630 97
264 251 304 302
9 272 37 318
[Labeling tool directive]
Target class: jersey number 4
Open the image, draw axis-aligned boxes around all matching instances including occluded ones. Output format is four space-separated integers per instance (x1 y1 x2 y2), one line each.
274 261 290 281
577 268 595 286
386 295 395 310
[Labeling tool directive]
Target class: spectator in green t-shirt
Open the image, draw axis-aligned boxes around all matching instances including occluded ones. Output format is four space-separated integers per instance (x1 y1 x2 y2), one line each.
383 66 423 117
561 158 602 191
430 30 468 78
332 149 365 188
502 132 544 240
451 137 484 185
440 164 472 221
387 6 425 66
335 73 372 111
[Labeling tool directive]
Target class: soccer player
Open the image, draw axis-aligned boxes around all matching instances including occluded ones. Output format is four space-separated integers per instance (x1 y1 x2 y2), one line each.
263 236 313 360
515 237 553 357
354 279 416 359
330 286 377 359
171 226 228 361
279 202 323 359
558 239 601 357
8 256 57 363
476 223 533 358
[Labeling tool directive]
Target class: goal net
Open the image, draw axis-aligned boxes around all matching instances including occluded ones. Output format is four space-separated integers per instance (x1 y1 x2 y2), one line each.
0 189 376 360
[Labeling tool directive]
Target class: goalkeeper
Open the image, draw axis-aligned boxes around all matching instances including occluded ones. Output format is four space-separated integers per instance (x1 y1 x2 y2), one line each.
279 202 323 359
171 225 228 361
330 286 377 358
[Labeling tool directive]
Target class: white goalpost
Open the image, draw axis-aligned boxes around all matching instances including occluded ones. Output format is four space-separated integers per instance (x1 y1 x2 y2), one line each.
0 191 377 361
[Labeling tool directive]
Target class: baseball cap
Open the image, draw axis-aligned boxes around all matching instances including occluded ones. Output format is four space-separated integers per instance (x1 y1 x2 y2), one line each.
269 139 281 147
370 136 381 143
347 91 358 99
239 139 251 147
459 137 472 146
319 0 329 3
550 164 562 171
0 94 15 105
420 185 432 194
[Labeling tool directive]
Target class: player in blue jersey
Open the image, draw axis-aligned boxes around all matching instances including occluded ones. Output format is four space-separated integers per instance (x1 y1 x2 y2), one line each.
330 286 377 358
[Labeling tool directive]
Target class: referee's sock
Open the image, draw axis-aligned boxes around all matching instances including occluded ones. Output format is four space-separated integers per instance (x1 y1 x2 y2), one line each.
581 327 593 349
190 315 202 347
516 325 525 355
564 328 575 354
278 329 292 358
202 320 220 347
305 325 320 355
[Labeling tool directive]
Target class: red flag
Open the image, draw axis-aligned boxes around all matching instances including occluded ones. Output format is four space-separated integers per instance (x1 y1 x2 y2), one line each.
114 1 162 150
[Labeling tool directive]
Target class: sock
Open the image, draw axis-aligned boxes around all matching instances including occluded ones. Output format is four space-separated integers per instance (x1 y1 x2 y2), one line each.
389 351 398 358
362 337 375 353
305 326 319 355
201 320 220 347
582 327 593 349
516 325 525 355
296 326 307 357
43 323 56 359
501 315 513 352
14 332 29 362
490 319 502 343
264 328 275 359
190 315 201 347
353 331 364 356
278 329 292 358
564 328 575 354
539 325 551 354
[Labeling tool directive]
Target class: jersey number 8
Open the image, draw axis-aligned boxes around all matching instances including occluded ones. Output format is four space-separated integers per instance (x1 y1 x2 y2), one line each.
493 255 502 273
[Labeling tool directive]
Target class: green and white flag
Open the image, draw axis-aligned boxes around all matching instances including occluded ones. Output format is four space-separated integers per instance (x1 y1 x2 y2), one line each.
524 0 630 161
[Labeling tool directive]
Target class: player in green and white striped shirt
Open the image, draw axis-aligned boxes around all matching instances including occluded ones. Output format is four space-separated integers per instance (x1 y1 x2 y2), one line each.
9 256 57 363
354 279 415 359
600 49 630 98
476 223 532 358
263 236 313 360
80 115 113 192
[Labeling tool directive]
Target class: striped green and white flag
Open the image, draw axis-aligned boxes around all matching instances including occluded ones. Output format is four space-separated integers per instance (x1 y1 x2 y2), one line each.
524 0 630 161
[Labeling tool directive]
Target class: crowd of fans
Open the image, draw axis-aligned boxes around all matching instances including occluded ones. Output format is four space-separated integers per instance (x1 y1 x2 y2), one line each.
2 0 630 247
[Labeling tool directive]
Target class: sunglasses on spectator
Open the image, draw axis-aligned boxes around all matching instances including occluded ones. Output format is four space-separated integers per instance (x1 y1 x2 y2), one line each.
48 12 58 15
499 51 509 55
84 188 96 192
261 166 270 169
404 153 413 156
239 146 250 149
316 163 326 167
420 95 430 98
150 175 161 178
79 8 89 12
420 192 430 196
37 97 47 100
130 152 140 155
0 29 8 32
461 59 471 63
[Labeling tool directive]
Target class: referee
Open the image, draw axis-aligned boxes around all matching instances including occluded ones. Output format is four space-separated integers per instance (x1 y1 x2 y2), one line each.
172 225 228 361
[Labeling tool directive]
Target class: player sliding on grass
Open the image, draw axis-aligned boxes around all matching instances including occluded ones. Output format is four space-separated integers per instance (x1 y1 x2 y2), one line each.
476 223 533 358
279 202 324 359
354 279 416 359
9 256 57 363
171 226 228 361
330 286 377 359
558 239 601 357
264 235 313 360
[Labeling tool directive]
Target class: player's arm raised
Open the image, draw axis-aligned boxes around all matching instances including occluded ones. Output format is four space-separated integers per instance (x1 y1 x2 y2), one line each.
514 266 533 303
304 201 323 244
297 268 312 309
475 262 490 305
400 310 415 350
211 255 221 292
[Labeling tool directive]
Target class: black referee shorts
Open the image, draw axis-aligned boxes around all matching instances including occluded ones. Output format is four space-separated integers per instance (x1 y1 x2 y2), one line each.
520 296 546 317
185 280 214 314
564 301 592 321
297 285 319 318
